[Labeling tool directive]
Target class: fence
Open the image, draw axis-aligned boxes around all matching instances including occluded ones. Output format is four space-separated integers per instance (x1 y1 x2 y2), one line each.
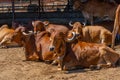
0 1 84 26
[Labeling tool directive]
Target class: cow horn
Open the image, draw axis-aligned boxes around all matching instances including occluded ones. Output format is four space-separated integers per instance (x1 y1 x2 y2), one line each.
22 31 33 36
43 21 49 26
28 31 33 33
69 21 73 27
22 32 29 35
32 21 35 26
67 32 76 41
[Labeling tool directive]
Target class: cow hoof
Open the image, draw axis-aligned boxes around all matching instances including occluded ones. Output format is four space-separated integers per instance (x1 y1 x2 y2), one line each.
0 46 8 49
90 65 101 70
44 60 52 64
90 65 97 70
57 67 62 71
96 65 102 70
51 60 58 65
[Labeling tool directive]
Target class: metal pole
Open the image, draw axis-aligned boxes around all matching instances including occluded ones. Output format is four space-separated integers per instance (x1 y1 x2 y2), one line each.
11 0 15 25
41 0 44 12
30 0 32 4
38 0 40 18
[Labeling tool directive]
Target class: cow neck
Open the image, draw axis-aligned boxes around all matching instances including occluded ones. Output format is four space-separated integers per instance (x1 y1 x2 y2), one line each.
24 34 38 59
35 31 51 60
62 40 78 65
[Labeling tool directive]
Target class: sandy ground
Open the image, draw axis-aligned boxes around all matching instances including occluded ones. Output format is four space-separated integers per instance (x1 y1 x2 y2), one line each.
0 46 120 80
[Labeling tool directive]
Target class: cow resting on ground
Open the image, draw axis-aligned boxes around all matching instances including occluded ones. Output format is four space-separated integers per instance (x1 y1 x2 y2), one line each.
68 22 112 46
0 24 16 47
49 32 120 71
11 27 58 64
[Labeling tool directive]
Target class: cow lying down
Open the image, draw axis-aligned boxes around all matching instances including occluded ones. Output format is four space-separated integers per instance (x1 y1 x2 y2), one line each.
49 32 120 71
0 24 15 48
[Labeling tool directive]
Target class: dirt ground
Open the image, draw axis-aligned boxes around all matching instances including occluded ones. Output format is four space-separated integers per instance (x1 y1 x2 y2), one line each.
0 46 120 80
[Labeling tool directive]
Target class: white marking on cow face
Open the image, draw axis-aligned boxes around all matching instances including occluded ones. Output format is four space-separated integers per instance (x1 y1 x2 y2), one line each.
49 36 55 51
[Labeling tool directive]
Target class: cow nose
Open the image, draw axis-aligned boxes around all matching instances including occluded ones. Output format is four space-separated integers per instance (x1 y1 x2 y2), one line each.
49 46 55 51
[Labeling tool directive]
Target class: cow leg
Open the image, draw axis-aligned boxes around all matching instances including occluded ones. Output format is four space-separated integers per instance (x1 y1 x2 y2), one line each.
101 38 107 45
98 47 112 68
56 56 64 70
82 11 90 25
0 38 7 45
0 37 11 48
90 47 113 70
51 60 58 65
89 15 94 25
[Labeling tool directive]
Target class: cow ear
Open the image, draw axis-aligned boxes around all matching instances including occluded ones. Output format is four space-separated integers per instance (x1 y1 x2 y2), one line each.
15 27 21 33
81 22 86 27
0 24 9 28
15 27 25 33
32 21 35 27
43 21 49 26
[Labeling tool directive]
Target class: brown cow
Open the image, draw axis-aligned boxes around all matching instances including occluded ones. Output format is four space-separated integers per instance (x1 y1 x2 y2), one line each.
0 24 16 47
73 0 118 25
94 20 114 32
49 32 120 71
32 20 70 34
11 27 58 63
112 5 120 48
68 22 112 46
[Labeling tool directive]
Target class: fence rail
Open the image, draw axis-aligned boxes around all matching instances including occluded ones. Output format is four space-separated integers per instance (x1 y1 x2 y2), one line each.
0 1 84 26
0 11 84 26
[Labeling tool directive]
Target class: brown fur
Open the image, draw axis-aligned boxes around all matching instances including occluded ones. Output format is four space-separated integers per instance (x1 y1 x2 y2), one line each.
68 22 112 45
73 0 118 24
94 20 114 32
0 24 15 46
32 20 70 34
11 27 57 62
112 5 120 48
49 32 120 71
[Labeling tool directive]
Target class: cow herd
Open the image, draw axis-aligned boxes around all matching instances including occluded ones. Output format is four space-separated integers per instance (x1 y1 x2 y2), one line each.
0 3 120 71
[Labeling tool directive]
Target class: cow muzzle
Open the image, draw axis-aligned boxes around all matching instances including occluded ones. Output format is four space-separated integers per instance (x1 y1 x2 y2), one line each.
49 46 55 51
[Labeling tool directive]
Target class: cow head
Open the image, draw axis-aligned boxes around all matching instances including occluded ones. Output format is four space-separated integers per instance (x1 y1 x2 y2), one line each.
11 27 39 61
32 20 46 34
12 26 35 44
67 21 83 42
